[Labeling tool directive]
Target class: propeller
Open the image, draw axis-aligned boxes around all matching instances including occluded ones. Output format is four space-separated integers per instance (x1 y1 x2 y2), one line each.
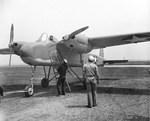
63 26 89 41
49 26 89 47
8 24 14 66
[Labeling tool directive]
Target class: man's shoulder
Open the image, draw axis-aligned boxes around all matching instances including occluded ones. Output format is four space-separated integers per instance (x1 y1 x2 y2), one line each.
83 63 89 67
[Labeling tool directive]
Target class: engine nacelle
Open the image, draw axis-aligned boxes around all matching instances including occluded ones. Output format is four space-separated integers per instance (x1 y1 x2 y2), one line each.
63 35 93 53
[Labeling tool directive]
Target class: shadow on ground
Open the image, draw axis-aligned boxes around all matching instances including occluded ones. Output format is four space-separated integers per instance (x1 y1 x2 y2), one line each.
97 87 150 95
2 80 150 99
126 115 149 121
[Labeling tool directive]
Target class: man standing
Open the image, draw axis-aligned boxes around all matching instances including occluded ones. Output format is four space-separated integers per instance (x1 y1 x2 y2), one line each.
83 55 100 108
0 86 4 103
57 59 68 96
0 86 4 96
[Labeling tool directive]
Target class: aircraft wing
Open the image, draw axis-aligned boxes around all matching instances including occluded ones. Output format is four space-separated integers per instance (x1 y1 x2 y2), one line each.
88 32 150 48
0 48 12 54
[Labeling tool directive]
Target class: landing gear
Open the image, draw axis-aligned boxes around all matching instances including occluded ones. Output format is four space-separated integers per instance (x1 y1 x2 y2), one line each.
24 85 34 97
40 66 52 88
24 66 36 97
41 78 49 88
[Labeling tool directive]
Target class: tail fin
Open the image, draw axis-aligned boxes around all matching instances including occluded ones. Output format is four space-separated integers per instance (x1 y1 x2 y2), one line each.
99 49 104 58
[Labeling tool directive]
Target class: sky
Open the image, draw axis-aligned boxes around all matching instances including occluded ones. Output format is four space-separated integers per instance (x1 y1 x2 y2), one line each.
0 0 150 65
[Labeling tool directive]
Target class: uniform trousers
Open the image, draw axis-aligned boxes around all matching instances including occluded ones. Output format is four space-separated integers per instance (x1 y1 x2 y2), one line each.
86 77 97 107
57 76 65 95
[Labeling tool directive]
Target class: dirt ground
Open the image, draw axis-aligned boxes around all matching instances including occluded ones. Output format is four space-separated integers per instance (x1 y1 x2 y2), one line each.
0 66 150 121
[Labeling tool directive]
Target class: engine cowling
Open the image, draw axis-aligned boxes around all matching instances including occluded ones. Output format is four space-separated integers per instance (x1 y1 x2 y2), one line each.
63 34 92 53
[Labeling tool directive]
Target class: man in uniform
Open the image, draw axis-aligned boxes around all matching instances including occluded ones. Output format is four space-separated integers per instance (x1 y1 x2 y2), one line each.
0 86 4 103
83 55 100 108
57 59 68 96
0 86 4 96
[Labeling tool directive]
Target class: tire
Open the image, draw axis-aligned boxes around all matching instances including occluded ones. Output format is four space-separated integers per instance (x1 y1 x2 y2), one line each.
24 85 34 97
41 78 49 88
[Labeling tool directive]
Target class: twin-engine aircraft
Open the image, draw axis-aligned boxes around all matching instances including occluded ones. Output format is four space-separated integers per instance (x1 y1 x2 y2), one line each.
0 24 150 97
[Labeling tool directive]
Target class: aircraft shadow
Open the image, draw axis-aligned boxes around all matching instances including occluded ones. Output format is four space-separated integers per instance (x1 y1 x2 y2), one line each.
97 86 150 95
69 81 150 95
67 105 88 108
2 82 150 98
2 85 58 98
126 115 149 121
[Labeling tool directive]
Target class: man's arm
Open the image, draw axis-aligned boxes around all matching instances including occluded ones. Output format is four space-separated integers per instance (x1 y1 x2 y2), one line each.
57 65 61 74
82 65 86 79
95 66 100 84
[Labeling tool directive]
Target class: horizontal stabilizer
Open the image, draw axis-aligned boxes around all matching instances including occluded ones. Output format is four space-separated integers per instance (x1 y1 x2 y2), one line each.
103 60 128 64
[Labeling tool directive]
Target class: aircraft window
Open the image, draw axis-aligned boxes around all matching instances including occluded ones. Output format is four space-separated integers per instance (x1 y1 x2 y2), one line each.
40 33 48 41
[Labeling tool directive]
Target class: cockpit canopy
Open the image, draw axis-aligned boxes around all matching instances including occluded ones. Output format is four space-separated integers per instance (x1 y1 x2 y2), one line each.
36 33 58 43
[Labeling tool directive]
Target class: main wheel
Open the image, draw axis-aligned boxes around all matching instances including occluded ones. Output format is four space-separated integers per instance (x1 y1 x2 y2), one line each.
41 78 49 88
24 85 34 97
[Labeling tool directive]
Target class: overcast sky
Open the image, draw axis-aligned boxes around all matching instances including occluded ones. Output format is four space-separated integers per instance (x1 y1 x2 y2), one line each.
0 0 150 65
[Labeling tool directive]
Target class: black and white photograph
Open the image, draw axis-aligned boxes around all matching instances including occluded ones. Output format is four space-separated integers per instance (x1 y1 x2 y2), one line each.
0 0 150 120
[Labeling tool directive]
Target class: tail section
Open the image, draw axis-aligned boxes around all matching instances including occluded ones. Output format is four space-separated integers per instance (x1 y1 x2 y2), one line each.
99 48 104 58
82 49 105 66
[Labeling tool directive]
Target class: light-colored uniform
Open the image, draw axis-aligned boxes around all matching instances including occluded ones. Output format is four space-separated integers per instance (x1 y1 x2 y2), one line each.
83 62 99 108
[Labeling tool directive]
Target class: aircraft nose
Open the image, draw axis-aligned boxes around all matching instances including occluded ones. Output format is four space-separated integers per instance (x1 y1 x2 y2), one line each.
20 45 32 57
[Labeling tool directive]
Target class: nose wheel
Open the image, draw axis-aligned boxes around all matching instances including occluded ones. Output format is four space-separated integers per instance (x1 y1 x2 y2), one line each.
24 85 34 97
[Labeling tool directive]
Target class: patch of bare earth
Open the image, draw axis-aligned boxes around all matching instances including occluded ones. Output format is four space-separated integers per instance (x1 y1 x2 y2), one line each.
1 78 150 121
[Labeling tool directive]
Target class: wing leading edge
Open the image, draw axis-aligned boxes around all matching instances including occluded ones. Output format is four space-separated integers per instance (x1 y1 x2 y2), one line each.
88 32 150 48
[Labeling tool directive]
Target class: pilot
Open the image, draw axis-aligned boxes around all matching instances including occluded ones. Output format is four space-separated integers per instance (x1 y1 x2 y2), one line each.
49 35 54 42
56 59 68 96
83 55 100 108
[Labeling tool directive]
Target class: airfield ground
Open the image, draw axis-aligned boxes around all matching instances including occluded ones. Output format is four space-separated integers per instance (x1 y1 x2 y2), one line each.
0 66 150 121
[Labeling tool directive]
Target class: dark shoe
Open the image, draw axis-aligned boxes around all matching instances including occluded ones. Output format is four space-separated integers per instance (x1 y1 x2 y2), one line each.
93 104 97 107
87 105 92 108
57 94 61 96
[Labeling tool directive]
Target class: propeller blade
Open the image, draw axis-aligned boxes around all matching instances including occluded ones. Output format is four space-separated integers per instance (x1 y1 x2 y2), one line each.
49 26 89 47
10 24 14 44
8 24 14 66
9 53 12 66
68 26 89 39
